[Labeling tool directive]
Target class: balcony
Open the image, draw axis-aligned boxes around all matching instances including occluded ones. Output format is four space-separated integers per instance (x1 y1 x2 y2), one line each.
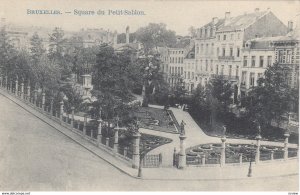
211 74 239 81
218 56 235 61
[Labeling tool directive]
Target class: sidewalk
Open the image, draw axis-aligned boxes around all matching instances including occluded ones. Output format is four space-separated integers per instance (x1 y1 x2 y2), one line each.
0 88 298 181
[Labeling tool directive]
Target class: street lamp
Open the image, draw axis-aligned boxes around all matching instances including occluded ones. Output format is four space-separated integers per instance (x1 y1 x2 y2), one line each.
247 143 255 177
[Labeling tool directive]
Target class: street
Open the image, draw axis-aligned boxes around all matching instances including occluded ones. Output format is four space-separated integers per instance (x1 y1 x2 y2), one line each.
0 94 298 191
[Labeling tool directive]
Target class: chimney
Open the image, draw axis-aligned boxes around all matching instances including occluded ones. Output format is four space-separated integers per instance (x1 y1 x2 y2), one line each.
255 8 260 14
126 26 130 44
288 21 293 32
113 30 118 46
212 17 219 25
225 12 231 26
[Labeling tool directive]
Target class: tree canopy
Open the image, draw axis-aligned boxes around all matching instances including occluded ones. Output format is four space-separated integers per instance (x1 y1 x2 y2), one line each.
244 63 293 127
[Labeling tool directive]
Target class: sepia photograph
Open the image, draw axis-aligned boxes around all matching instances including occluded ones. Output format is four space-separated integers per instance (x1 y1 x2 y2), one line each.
0 0 299 193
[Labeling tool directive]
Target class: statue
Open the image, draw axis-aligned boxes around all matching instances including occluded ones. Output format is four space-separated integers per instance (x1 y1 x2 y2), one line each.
222 125 226 137
257 124 261 136
180 120 186 135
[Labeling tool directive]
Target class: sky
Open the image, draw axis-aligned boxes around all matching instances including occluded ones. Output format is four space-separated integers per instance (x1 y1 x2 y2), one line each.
0 0 299 35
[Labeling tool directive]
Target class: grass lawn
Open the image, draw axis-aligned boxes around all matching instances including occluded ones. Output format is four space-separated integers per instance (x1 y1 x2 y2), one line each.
133 107 178 133
190 114 299 144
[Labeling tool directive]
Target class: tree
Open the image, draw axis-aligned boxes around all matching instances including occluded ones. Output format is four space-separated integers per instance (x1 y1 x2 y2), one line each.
188 26 197 38
92 44 138 121
0 26 16 77
29 32 46 65
135 23 176 55
244 63 292 128
189 84 210 123
48 27 71 80
206 76 233 127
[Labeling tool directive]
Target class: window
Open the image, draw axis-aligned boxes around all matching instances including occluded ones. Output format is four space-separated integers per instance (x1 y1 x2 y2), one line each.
236 66 239 77
169 67 171 74
237 47 240 57
251 56 256 67
196 45 199 54
205 60 208 71
200 60 203 70
184 71 186 78
243 56 247 67
250 73 255 86
192 72 194 79
175 67 177 74
201 44 204 54
278 50 284 63
221 65 224 75
222 48 226 56
229 65 232 77
188 72 190 79
287 50 292 63
241 71 247 85
206 44 209 54
257 73 263 85
217 48 220 56
267 56 272 66
205 29 207 38
216 65 219 75
211 43 214 55
230 48 233 56
259 56 264 67
218 35 220 41
223 34 226 40
210 60 213 72
172 67 174 74
181 67 183 74
231 34 234 40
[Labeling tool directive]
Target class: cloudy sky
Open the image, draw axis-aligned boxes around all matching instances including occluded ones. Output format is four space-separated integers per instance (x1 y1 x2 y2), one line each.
0 0 299 35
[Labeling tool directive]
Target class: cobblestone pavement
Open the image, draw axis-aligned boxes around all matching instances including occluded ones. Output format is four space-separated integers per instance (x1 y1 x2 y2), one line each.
0 93 298 191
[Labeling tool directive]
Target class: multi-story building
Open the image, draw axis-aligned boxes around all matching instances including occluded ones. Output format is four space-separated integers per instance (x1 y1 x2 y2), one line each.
183 46 196 92
195 17 225 88
240 37 276 99
240 18 299 101
273 20 299 89
75 28 117 48
215 8 288 99
167 37 192 88
0 18 29 50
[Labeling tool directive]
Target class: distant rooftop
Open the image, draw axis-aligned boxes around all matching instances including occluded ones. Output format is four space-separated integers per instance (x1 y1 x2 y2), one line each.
217 10 269 32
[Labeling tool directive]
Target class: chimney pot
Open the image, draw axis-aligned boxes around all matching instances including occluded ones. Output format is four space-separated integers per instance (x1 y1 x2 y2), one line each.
225 12 231 26
288 21 293 32
255 8 260 13
212 17 219 25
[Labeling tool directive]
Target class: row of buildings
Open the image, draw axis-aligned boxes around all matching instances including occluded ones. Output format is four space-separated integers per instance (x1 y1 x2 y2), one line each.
160 8 299 104
0 17 139 52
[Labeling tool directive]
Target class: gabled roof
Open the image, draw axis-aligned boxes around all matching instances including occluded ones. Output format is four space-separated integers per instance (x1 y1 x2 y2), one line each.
202 18 225 29
217 11 269 32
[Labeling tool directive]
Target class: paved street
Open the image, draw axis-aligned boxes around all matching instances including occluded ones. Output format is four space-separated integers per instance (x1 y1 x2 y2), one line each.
0 94 298 191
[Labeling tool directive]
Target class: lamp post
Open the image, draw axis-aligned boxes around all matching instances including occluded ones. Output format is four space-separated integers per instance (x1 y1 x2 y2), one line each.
247 143 255 177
